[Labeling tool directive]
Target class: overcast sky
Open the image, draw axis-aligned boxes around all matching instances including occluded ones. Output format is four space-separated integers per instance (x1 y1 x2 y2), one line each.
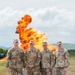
0 0 75 47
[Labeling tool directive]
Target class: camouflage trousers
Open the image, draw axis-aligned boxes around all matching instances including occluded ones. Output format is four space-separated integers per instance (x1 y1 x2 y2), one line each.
55 67 66 75
27 67 41 75
41 68 52 75
10 68 23 75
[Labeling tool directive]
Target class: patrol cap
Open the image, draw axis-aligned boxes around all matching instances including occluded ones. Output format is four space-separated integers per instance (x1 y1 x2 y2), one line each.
29 40 34 44
13 39 18 43
57 41 62 45
42 42 47 45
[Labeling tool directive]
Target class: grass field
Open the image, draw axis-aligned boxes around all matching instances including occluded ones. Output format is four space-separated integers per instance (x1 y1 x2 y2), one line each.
0 62 8 75
0 57 75 75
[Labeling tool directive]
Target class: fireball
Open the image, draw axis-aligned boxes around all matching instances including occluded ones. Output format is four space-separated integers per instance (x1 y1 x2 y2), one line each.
15 14 56 52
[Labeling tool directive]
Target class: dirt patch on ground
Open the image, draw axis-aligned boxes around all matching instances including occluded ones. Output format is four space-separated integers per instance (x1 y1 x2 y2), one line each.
67 71 75 75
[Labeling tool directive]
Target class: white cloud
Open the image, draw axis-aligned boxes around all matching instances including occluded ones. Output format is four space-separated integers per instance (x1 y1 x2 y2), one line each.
29 7 75 43
0 7 75 46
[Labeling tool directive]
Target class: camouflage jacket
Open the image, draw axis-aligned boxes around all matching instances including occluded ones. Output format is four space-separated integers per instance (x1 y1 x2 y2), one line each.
6 47 25 69
25 48 41 68
41 49 53 68
55 48 70 68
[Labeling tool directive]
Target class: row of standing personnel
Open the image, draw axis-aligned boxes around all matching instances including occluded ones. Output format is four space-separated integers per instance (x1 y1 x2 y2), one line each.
6 39 70 75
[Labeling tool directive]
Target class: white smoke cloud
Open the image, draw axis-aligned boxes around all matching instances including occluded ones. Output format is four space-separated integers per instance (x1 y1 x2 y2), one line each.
0 7 75 46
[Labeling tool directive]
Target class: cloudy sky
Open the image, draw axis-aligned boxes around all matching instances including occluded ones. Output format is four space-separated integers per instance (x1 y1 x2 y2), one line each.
0 0 75 47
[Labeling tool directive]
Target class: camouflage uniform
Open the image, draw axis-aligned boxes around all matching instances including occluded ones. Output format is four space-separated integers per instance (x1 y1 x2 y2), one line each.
41 49 53 75
25 48 41 75
6 47 25 75
55 48 70 75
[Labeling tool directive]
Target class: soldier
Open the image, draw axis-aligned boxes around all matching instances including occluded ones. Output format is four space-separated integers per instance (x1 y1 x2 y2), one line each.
25 40 41 75
41 42 53 75
55 41 70 75
6 39 25 75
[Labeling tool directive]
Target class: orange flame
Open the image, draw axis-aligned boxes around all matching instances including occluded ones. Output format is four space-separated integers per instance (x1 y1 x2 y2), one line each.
0 14 56 62
16 14 56 52
0 57 7 62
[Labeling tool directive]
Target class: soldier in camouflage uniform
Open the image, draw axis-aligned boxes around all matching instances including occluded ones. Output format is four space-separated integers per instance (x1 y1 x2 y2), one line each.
25 40 41 75
55 41 70 75
6 39 25 75
41 42 53 75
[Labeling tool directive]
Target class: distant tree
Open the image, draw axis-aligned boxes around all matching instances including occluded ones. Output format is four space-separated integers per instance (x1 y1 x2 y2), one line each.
3 50 8 56
68 50 75 57
0 48 4 53
0 48 8 57
0 48 5 59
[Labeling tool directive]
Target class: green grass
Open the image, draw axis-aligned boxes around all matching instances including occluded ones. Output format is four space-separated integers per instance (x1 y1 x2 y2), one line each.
68 56 75 72
0 62 8 75
0 56 75 75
